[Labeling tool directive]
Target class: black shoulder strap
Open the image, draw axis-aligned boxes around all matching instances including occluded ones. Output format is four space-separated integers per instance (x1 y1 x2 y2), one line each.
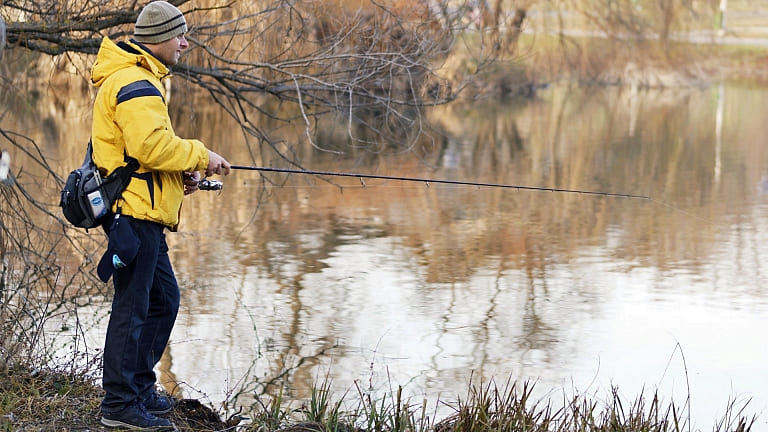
81 139 95 169
124 154 140 171
94 143 140 201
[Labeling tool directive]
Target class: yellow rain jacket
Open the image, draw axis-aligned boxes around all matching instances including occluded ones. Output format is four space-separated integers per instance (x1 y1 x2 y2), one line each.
91 37 209 230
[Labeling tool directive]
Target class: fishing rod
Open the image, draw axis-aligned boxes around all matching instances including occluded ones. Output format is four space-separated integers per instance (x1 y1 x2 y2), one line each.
199 165 650 200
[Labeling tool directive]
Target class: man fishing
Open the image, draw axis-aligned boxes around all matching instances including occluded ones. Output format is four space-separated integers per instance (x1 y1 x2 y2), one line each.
90 1 231 429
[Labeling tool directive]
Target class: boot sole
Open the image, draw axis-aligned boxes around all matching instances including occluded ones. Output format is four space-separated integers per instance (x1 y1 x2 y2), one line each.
101 416 175 430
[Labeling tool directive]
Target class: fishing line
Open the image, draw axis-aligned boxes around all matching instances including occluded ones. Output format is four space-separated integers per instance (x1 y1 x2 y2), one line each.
647 198 716 225
229 165 651 200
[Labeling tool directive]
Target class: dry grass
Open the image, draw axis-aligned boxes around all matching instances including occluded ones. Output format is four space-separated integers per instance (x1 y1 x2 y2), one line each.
0 367 758 432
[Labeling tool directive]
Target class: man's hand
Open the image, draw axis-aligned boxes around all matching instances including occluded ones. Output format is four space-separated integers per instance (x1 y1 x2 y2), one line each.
183 171 201 195
206 151 231 177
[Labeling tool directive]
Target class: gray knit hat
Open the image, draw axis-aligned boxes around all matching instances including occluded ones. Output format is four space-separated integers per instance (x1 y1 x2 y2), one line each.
134 1 188 44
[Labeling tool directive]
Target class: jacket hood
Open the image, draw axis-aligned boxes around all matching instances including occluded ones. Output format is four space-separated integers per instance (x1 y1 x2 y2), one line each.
91 37 169 87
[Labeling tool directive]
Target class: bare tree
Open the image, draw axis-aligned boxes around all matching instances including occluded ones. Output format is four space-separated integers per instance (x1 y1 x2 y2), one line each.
0 0 491 371
3 0 487 154
569 0 702 48
0 0 486 306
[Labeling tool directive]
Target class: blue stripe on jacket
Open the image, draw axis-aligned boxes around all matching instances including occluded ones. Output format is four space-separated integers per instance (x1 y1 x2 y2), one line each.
116 80 163 104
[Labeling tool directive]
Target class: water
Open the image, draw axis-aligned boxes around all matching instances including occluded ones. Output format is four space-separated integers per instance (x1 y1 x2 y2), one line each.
6 81 768 429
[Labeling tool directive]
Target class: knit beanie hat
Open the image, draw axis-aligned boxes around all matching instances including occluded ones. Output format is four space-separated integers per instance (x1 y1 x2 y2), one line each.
134 1 188 44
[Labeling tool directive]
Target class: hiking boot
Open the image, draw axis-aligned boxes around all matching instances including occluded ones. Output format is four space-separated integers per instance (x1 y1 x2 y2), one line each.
101 401 175 430
143 391 177 415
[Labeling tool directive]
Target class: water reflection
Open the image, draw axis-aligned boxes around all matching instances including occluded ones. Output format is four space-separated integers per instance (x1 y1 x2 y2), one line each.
165 84 768 428
5 80 768 428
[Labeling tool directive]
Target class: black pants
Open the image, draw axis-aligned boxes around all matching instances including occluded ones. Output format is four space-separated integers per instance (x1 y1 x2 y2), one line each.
100 217 180 413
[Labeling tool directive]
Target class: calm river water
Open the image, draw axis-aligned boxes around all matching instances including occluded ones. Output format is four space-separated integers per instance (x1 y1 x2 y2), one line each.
6 80 768 429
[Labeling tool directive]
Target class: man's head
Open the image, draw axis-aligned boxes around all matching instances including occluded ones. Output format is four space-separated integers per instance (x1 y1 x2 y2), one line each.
134 1 189 66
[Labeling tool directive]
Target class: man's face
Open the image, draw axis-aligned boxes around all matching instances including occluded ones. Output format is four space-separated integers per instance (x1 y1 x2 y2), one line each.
150 34 189 66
